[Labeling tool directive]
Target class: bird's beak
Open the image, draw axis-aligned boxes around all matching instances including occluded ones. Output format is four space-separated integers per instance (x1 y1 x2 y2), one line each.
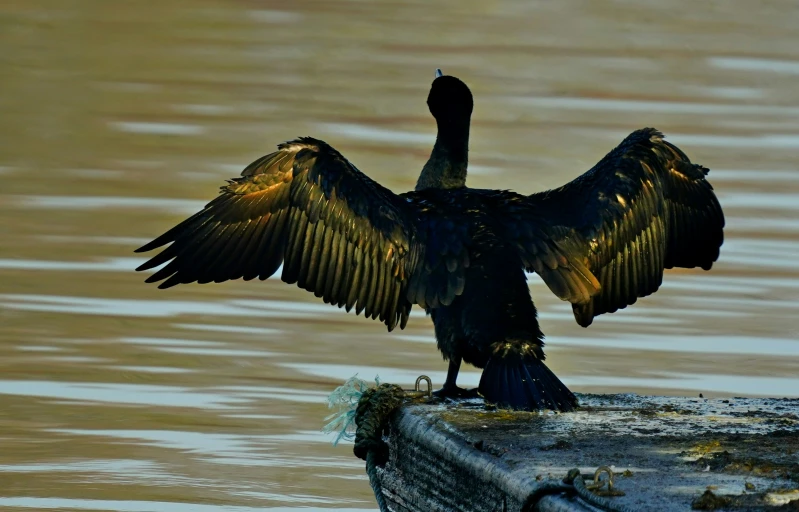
435 68 443 78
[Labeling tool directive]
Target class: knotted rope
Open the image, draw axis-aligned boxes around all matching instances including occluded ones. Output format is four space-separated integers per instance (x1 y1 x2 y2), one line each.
324 376 431 512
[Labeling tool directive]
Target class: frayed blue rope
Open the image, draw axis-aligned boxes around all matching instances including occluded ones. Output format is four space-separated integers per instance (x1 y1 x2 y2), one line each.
322 375 380 446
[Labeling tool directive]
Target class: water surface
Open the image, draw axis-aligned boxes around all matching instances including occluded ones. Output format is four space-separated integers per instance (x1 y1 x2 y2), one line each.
1 0 798 510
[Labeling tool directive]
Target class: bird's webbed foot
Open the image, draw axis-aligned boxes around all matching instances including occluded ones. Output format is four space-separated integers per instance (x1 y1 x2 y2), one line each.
433 356 481 401
433 385 481 400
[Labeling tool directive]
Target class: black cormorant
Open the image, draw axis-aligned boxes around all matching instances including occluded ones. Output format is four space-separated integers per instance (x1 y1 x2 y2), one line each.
135 70 725 412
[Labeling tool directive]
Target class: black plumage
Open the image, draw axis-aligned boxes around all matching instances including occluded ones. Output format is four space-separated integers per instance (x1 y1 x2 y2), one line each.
135 71 725 412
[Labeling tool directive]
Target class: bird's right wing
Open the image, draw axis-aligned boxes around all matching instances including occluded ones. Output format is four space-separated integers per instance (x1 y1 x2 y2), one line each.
135 138 424 330
504 128 725 327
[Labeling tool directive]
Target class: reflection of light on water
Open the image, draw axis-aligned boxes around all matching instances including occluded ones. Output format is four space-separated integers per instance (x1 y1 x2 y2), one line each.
120 337 227 347
53 429 273 460
247 9 304 23
48 428 361 470
225 414 291 420
0 497 370 511
0 257 145 272
95 81 162 93
717 238 799 270
570 373 799 397
548 334 798 357
709 56 799 75
719 192 799 211
514 96 799 116
64 168 126 179
663 274 799 294
0 459 162 475
0 460 199 493
265 431 353 444
0 380 248 409
170 104 235 116
679 295 798 310
0 380 331 408
108 121 206 136
12 195 206 214
395 334 435 344
174 323 283 337
725 216 799 233
317 122 433 145
683 86 764 100
712 169 799 182
118 337 279 358
36 235 153 246
158 347 280 357
468 164 503 175
0 293 430 323
236 490 366 504
540 308 679 325
218 386 329 404
17 345 62 352
114 366 195 374
0 295 339 318
0 295 255 317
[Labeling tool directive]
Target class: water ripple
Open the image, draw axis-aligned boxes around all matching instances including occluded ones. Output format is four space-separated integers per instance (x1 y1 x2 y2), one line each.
0 497 370 512
0 380 247 409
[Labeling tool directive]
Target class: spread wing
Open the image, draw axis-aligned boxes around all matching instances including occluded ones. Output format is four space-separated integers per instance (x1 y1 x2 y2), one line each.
507 128 725 327
135 138 421 330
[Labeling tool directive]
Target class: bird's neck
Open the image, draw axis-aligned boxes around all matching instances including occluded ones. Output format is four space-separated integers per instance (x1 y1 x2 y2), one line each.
416 121 469 191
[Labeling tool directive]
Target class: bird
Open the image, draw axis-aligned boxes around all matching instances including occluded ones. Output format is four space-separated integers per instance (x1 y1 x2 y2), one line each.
135 69 725 412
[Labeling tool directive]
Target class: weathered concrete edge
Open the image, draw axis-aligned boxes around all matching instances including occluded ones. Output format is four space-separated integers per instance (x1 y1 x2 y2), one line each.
388 406 593 511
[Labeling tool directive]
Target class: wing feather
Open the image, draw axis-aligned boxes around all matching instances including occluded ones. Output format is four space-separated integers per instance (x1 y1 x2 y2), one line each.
135 138 420 330
508 128 725 327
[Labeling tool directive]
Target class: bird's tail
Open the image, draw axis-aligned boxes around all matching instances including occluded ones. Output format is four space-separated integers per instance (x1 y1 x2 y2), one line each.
479 354 577 412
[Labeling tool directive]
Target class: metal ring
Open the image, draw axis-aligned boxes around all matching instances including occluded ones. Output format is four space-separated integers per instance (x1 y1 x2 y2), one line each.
404 375 432 399
592 466 615 491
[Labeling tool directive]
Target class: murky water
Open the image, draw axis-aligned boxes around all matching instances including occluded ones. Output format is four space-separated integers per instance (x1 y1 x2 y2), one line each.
1 0 798 510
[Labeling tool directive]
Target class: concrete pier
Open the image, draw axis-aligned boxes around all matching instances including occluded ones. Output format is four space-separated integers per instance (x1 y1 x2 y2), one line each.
371 394 799 511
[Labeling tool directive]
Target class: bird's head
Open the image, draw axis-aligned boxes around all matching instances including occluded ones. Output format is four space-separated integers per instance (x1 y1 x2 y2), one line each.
427 69 474 127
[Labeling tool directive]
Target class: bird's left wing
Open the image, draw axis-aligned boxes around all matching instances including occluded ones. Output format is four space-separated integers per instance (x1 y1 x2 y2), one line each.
135 138 420 330
503 128 725 327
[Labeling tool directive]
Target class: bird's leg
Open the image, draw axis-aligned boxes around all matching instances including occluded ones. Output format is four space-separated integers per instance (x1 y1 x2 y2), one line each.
433 356 480 399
